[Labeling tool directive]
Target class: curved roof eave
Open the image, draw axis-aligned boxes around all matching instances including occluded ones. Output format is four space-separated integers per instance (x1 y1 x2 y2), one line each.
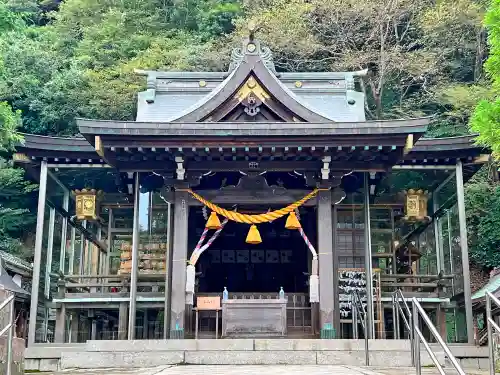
76 117 430 137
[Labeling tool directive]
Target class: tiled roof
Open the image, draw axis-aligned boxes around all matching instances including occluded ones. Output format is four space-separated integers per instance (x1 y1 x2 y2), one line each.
0 250 33 273
471 273 500 301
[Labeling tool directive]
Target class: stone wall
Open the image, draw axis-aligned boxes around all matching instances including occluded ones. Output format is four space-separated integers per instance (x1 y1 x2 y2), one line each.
0 289 24 375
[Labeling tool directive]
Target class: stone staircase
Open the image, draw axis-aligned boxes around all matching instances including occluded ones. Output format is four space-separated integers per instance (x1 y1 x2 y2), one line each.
26 339 446 371
24 339 491 373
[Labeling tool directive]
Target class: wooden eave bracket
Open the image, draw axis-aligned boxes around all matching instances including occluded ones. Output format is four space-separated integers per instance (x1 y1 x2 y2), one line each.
472 154 490 164
95 136 104 157
403 134 414 155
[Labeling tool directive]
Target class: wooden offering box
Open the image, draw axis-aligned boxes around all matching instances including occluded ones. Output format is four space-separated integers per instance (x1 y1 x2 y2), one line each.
221 298 287 338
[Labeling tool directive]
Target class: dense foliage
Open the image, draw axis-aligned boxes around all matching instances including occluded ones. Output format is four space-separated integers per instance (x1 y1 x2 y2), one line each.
0 0 498 268
0 101 37 258
470 0 500 157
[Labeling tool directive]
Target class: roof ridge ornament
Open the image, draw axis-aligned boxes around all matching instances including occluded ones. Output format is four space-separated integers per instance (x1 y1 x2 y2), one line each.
229 22 276 74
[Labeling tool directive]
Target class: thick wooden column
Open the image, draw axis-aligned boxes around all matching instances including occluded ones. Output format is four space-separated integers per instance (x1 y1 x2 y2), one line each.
456 160 474 343
317 190 334 329
54 304 66 343
332 204 340 334
28 161 48 345
127 173 140 340
363 173 375 338
118 301 128 340
170 190 189 334
70 312 79 343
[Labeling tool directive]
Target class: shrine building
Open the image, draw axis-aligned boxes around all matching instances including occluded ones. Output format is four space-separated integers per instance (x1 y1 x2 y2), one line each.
13 33 488 345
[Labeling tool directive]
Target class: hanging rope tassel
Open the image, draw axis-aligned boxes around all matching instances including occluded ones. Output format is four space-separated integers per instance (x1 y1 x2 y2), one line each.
309 274 319 303
246 224 262 244
186 263 196 295
285 211 301 230
206 211 222 230
297 227 319 303
186 218 229 304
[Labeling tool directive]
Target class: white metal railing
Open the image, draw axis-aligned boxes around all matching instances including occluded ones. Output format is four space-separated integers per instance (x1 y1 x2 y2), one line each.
392 289 415 364
392 290 465 375
486 291 500 375
351 289 369 366
0 293 15 375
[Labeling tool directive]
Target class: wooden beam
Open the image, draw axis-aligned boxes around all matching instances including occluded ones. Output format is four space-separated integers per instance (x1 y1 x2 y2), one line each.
95 136 104 157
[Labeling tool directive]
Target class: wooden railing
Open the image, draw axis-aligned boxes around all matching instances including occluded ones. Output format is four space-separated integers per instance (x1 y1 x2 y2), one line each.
56 273 454 301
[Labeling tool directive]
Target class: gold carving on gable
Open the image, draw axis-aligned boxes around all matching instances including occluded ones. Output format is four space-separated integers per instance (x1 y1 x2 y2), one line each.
235 76 270 103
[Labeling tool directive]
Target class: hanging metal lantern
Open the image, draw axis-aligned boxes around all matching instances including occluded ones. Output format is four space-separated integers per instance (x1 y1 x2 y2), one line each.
73 189 103 221
403 189 430 222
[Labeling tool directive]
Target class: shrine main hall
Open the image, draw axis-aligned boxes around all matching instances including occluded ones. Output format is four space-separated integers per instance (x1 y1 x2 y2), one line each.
14 34 487 345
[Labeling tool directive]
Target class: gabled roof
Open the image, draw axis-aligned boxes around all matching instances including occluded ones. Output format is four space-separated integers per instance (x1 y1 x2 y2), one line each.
135 70 367 123
167 37 335 123
135 36 367 123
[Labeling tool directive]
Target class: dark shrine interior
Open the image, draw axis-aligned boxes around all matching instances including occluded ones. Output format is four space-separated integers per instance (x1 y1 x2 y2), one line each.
188 171 319 294
189 208 317 294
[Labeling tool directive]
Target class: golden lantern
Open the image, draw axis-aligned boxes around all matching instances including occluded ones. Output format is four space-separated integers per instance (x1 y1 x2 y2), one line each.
73 189 103 221
403 189 430 222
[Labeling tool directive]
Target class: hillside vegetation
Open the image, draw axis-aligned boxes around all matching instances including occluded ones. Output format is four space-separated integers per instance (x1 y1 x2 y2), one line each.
0 0 498 269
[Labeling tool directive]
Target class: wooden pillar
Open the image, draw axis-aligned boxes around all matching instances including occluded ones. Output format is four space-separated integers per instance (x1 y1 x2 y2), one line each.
456 160 474 343
44 207 55 299
54 278 66 343
317 190 334 329
143 309 149 339
89 310 97 340
333 204 340 335
54 305 66 343
437 305 447 340
363 173 375 339
28 160 48 346
118 302 128 340
70 312 79 343
128 173 140 340
170 190 189 334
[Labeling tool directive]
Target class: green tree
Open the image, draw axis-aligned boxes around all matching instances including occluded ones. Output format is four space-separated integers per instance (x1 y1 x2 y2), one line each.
0 102 37 259
237 0 487 126
470 0 500 156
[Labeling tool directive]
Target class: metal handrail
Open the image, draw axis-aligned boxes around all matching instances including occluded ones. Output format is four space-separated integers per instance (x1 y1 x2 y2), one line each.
392 289 415 364
412 298 465 375
351 289 369 366
0 293 15 375
392 290 465 375
486 291 500 375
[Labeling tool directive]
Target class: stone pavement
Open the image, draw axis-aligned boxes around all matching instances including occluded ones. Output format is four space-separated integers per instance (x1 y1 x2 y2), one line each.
42 365 492 375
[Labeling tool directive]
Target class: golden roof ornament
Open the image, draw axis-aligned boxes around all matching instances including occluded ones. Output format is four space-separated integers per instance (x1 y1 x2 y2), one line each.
246 21 260 53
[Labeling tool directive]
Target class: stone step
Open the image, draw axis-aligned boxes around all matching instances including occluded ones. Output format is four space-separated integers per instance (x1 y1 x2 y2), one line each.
60 350 444 369
85 338 413 352
58 339 445 370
